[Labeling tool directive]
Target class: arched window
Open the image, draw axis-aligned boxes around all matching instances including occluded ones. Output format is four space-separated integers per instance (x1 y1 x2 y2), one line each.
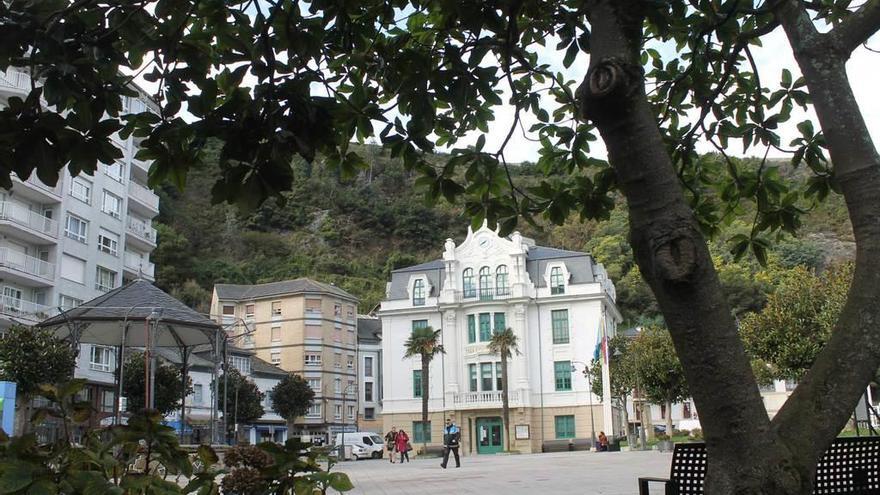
479 266 492 300
462 268 476 298
550 266 565 295
496 265 509 296
412 279 425 306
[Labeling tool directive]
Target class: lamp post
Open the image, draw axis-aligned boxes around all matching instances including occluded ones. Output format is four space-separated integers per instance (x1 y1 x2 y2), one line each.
571 360 597 449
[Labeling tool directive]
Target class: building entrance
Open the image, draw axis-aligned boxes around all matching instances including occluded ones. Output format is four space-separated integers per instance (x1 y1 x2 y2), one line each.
476 417 503 454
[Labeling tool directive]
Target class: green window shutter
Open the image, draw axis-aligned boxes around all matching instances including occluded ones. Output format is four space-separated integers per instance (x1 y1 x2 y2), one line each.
493 312 506 334
495 362 503 391
551 309 569 344
413 421 431 443
479 313 491 341
469 364 477 392
413 370 422 398
481 362 494 391
467 315 476 343
412 319 428 332
554 361 572 391
555 415 575 439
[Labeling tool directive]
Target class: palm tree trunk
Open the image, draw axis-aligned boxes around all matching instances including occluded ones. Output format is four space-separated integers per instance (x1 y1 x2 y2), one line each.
421 354 429 451
500 352 510 451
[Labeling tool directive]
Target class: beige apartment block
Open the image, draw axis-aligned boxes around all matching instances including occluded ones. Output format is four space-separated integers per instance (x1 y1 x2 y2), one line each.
212 278 359 441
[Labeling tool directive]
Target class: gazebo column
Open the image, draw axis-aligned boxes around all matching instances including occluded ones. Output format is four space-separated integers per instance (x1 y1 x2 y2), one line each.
180 346 190 443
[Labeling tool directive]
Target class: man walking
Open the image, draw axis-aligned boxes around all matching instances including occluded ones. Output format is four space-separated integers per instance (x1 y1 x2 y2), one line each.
440 418 461 468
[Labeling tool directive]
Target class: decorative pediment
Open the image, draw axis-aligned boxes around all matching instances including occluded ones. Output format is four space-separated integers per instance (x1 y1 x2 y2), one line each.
454 221 526 262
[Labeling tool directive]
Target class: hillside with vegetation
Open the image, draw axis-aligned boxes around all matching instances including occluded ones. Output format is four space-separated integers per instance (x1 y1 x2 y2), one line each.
152 144 854 323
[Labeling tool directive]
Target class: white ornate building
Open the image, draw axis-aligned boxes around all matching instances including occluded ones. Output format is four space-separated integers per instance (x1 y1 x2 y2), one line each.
379 223 622 454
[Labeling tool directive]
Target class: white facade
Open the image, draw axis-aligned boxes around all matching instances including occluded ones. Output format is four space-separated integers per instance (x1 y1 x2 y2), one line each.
379 223 621 452
357 316 382 429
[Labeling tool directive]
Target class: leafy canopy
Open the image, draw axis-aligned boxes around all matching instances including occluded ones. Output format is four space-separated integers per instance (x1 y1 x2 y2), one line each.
0 325 75 397
740 262 853 381
403 326 445 360
271 374 315 421
122 351 193 416
0 0 849 256
218 367 265 425
487 327 520 359
629 325 690 406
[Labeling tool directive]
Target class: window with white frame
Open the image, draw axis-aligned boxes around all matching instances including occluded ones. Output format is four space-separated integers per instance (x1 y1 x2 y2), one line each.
2 287 21 311
101 190 122 218
222 305 235 316
307 403 321 418
105 161 124 182
90 345 114 372
334 404 342 419
412 279 425 306
364 357 373 377
478 266 492 299
97 229 120 256
95 266 116 292
462 268 475 298
64 214 88 243
496 265 510 295
270 324 281 342
305 353 322 366
347 405 355 419
271 301 282 316
245 304 255 318
192 384 203 405
347 356 354 369
229 355 251 375
69 178 91 204
60 255 86 284
270 351 281 365
334 378 342 394
550 266 565 294
58 294 83 310
334 352 342 368
307 378 321 391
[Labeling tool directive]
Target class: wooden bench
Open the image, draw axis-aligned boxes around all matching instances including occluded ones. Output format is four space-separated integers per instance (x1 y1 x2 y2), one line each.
638 437 880 494
542 439 572 452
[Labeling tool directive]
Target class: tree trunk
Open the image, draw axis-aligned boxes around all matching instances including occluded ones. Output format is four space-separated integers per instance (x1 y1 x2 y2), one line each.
578 2 805 492
14 394 30 437
769 1 880 478
665 400 673 438
421 354 429 451
500 351 510 451
621 396 634 448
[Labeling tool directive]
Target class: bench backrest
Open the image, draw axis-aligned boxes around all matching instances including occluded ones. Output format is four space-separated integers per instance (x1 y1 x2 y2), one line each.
668 437 880 494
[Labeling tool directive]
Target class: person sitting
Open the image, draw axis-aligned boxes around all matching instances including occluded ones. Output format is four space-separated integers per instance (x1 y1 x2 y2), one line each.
597 431 609 452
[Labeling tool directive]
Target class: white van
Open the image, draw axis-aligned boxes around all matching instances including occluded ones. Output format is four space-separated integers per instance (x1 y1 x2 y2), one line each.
333 432 385 460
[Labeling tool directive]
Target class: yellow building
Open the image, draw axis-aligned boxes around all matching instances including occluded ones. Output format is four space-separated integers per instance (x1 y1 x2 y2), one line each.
212 278 359 441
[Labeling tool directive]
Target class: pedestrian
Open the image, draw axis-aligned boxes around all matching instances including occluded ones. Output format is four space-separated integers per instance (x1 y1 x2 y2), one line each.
598 431 609 452
395 428 411 463
385 427 398 463
440 418 461 468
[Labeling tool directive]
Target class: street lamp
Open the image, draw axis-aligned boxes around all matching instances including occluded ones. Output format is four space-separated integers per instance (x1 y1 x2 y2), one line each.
571 360 597 449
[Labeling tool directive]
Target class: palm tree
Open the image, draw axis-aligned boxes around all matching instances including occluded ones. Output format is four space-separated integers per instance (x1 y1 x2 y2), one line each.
488 327 520 451
403 326 445 451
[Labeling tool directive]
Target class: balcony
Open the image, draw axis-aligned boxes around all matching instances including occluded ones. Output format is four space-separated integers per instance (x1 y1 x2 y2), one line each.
0 296 58 324
0 201 58 242
453 390 521 410
11 175 62 203
0 247 55 285
125 218 157 248
451 288 513 304
127 180 159 214
123 250 155 279
0 68 31 96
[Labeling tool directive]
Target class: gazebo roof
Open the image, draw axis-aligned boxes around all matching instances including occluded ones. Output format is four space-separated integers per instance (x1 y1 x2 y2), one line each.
38 279 220 349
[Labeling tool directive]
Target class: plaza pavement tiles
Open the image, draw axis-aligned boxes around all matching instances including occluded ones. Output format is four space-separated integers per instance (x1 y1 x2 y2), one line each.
336 450 673 495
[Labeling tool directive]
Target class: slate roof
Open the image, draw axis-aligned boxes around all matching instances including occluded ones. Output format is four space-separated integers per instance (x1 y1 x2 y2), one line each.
526 245 589 260
39 279 219 330
391 259 445 273
357 316 382 344
154 347 215 369
251 356 287 377
215 278 357 302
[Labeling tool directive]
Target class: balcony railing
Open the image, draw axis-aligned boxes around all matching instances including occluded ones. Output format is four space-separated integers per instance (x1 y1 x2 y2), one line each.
0 296 58 322
0 247 55 281
453 390 521 408
128 181 159 211
455 287 512 302
126 219 157 244
0 68 30 93
0 201 58 238
123 251 155 278
12 174 63 198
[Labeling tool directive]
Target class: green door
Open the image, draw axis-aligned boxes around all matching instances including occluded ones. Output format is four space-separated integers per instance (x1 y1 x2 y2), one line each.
476 417 503 454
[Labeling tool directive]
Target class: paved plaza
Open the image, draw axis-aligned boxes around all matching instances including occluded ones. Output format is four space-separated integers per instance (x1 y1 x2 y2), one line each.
337 450 673 495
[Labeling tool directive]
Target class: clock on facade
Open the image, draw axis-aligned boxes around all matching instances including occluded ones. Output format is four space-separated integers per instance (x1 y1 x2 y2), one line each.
478 237 490 249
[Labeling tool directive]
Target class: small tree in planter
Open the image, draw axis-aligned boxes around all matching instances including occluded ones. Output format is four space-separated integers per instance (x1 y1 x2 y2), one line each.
271 374 315 433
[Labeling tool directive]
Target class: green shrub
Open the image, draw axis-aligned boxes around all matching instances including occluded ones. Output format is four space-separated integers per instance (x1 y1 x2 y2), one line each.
689 428 703 440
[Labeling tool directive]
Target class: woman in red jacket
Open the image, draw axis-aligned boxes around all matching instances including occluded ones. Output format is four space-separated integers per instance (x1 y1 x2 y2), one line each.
395 429 411 463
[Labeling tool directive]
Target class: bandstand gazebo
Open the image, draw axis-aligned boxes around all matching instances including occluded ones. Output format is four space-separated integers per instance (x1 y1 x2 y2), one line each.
37 279 225 442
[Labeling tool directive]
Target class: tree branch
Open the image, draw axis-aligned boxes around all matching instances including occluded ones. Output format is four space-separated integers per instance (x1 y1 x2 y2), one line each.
833 0 880 55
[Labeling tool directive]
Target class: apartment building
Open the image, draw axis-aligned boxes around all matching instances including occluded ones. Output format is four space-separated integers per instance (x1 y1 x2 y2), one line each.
357 316 382 433
211 279 359 442
0 67 160 418
379 222 622 454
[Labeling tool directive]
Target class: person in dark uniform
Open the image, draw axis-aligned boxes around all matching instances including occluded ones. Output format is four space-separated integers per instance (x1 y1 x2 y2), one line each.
441 418 461 468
